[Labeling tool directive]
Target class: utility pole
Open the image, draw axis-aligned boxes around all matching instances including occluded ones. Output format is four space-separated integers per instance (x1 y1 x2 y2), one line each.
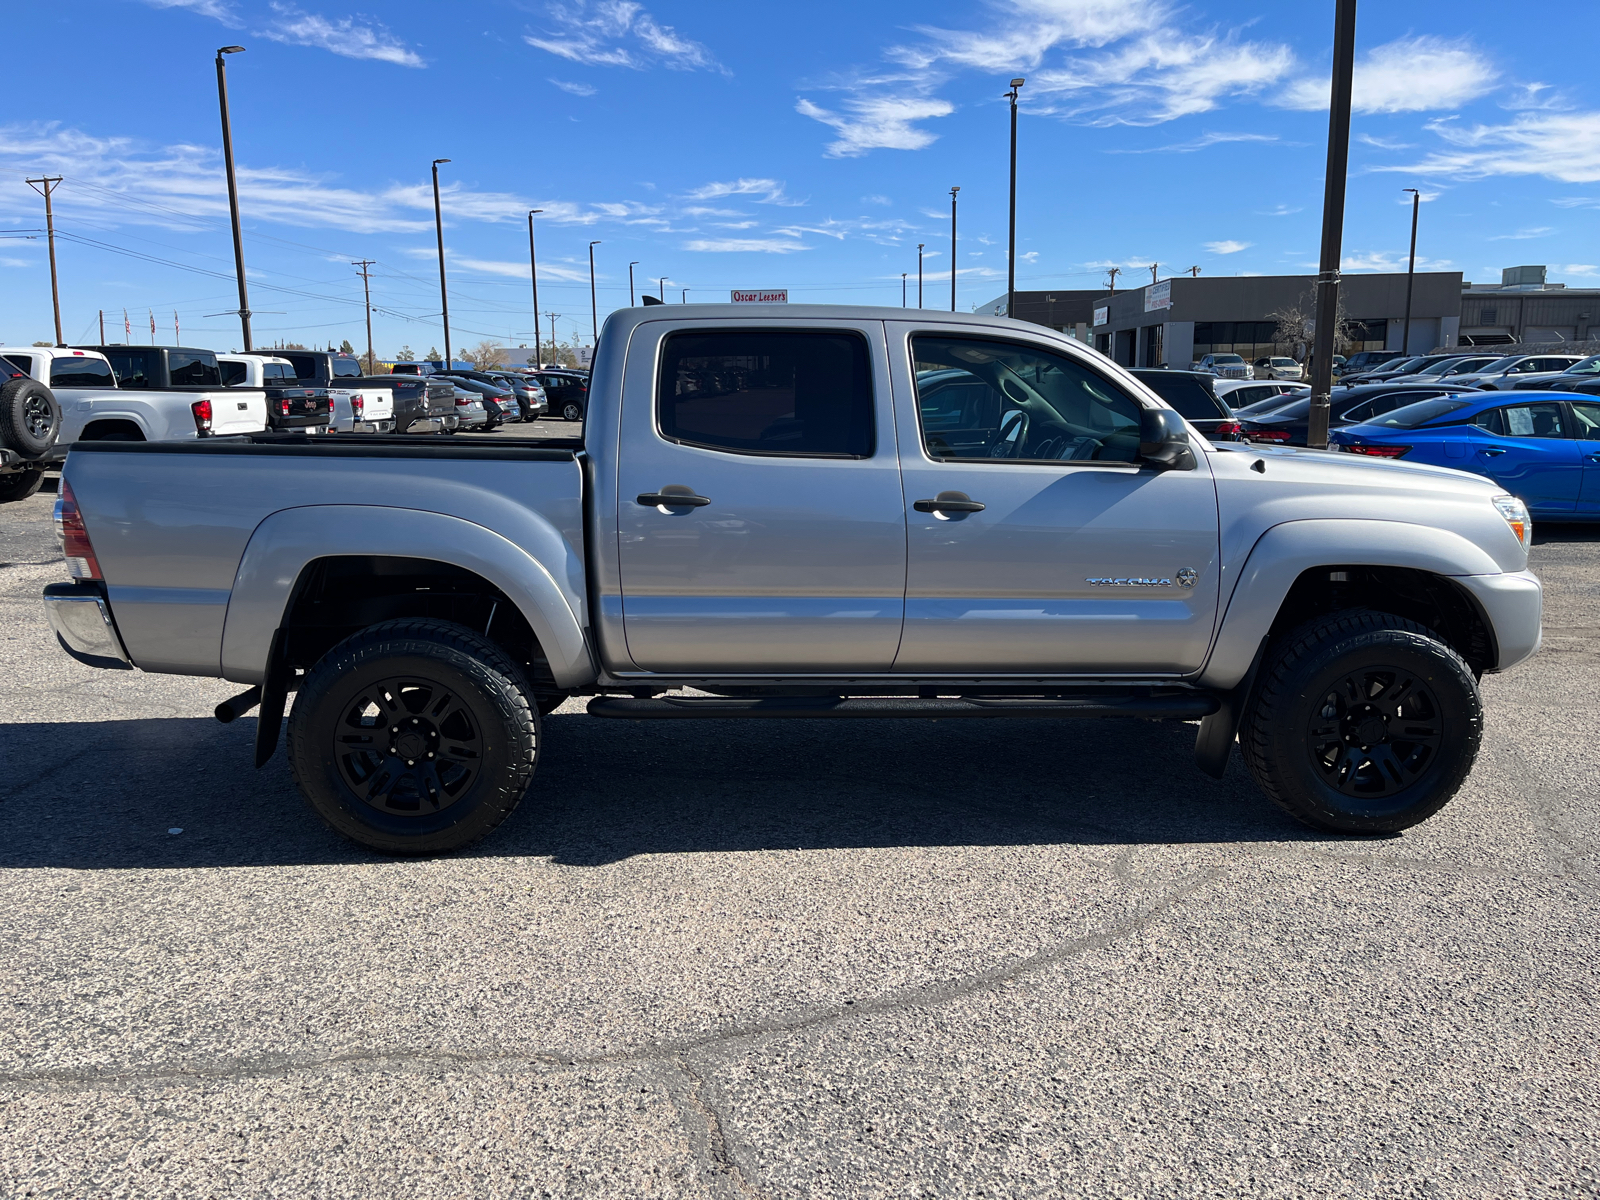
1106 267 1120 295
949 186 960 311
24 176 64 345
174 311 180 343
545 312 561 362
917 244 925 307
1185 265 1201 277
658 278 665 301
682 289 689 304
353 259 376 372
149 310 156 344
98 310 105 343
431 158 452 367
628 261 640 306
1401 188 1420 356
214 46 252 351
1150 264 1159 285
1005 78 1024 319
123 309 130 342
1307 0 1358 450
588 240 602 346
527 209 544 368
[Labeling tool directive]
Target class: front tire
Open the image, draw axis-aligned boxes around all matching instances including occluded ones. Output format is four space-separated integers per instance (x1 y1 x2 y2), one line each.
1239 610 1481 834
287 619 539 854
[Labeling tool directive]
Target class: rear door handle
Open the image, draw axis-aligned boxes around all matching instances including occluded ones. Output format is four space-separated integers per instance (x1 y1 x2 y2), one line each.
637 488 711 508
1482 447 1507 456
913 491 986 513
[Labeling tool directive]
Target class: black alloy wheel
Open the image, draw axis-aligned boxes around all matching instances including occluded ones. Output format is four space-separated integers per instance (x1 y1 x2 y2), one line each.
1239 609 1481 833
288 619 539 854
0 378 61 457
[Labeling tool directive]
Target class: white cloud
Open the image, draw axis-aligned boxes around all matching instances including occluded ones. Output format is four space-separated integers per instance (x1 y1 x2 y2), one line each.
1278 37 1497 114
1341 251 1455 272
1108 131 1279 154
1489 227 1554 240
1379 112 1600 183
260 4 424 67
1358 134 1413 150
1559 264 1599 277
682 238 812 254
861 194 892 206
525 1 723 73
1551 196 1600 210
141 0 239 24
1258 204 1302 216
452 256 588 281
796 96 955 157
1031 33 1295 125
549 79 596 96
683 178 799 205
1205 240 1251 254
888 0 1170 72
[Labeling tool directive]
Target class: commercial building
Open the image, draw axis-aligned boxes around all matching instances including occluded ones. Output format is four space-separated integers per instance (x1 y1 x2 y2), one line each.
972 290 1102 342
985 272 1463 369
1460 266 1600 346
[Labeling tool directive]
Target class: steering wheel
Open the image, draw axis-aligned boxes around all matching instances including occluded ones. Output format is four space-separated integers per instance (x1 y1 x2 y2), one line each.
989 408 1029 458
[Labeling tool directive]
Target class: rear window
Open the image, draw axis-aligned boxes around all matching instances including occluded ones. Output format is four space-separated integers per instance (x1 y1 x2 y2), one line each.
168 351 220 387
332 356 362 379
1130 372 1225 420
102 348 158 388
264 361 296 381
658 329 874 458
1372 398 1473 429
2 353 33 378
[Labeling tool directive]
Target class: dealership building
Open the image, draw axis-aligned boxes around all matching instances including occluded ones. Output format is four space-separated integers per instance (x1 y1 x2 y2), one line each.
981 271 1463 369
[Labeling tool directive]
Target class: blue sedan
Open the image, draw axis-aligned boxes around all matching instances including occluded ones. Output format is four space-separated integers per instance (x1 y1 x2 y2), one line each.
1329 391 1600 520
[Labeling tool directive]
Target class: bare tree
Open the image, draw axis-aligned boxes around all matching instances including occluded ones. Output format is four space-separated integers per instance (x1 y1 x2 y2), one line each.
395 345 416 362
463 339 506 369
1270 290 1361 362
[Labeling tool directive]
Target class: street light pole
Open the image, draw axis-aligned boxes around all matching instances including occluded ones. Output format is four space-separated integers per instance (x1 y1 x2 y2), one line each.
588 240 602 347
527 209 544 367
431 158 452 367
628 261 640 306
902 273 907 307
1005 78 1024 319
24 175 63 344
214 46 252 351
917 243 924 307
1307 0 1358 451
1402 188 1420 356
949 186 960 312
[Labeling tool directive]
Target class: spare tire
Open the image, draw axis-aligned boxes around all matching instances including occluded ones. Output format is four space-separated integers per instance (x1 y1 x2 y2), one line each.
0 377 61 458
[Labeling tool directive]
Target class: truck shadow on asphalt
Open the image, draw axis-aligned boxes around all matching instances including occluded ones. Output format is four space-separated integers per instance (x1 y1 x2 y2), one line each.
0 711 1337 870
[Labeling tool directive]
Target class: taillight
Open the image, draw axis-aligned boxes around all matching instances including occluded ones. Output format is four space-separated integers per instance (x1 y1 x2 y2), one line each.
456 396 469 407
1246 429 1293 443
280 398 291 416
190 398 212 435
55 479 103 581
1345 444 1411 458
1213 421 1242 438
352 394 364 418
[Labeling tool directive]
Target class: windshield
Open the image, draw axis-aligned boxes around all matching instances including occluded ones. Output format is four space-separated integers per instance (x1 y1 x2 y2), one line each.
1255 397 1311 421
1566 355 1600 375
1478 356 1522 374
1370 397 1474 428
1414 357 1469 375
1268 358 1295 366
1376 357 1427 373
1210 354 1244 365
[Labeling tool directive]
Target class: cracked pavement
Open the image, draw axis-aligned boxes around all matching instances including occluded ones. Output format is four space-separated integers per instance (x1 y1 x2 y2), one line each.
1 481 1597 1198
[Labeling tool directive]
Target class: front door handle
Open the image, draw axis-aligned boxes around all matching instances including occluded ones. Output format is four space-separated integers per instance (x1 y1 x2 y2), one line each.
1482 447 1507 456
913 490 986 514
637 486 711 508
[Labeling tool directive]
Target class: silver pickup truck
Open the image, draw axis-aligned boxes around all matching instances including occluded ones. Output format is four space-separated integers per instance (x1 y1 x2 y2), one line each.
43 306 1542 854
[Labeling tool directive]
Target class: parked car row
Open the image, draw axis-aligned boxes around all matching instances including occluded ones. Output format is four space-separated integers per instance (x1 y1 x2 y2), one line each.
0 343 592 502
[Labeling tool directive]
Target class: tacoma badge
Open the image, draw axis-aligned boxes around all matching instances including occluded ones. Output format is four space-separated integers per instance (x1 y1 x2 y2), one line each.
1086 577 1173 587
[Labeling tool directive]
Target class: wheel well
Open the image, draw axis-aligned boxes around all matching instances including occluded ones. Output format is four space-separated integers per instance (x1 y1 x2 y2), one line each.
1269 565 1495 675
281 555 559 698
79 420 145 442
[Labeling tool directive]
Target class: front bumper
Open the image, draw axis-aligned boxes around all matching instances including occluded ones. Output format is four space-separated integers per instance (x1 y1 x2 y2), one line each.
43 582 132 670
1455 569 1543 672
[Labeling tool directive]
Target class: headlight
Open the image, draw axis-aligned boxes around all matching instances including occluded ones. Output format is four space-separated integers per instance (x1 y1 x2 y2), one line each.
1492 494 1530 547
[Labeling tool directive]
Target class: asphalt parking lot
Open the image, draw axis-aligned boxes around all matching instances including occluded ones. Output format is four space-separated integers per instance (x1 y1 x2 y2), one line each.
1 476 1597 1198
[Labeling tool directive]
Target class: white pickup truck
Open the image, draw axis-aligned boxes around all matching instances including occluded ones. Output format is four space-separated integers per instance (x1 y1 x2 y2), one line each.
44 305 1543 855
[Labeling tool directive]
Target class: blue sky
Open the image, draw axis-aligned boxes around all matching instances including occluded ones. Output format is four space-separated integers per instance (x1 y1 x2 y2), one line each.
2 0 1597 356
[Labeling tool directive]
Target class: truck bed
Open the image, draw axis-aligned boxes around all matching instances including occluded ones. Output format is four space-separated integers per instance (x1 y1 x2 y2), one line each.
65 433 589 679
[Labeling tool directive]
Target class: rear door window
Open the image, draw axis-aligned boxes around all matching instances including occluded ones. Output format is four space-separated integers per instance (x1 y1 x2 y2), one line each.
657 329 874 457
1495 403 1567 438
1569 402 1600 437
264 362 296 381
51 356 117 388
103 348 157 388
167 351 220 387
219 360 247 387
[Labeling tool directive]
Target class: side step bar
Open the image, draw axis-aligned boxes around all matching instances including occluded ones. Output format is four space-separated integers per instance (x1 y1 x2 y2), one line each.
587 693 1220 721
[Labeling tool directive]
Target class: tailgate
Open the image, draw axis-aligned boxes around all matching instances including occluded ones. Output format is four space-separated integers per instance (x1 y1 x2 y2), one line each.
212 389 266 435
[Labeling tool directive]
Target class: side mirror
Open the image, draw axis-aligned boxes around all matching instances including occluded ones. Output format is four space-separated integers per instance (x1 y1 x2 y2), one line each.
1138 408 1197 470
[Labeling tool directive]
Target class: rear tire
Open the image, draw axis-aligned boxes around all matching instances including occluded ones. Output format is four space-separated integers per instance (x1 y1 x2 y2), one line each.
287 619 539 854
1238 610 1481 834
0 468 45 502
561 400 583 422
